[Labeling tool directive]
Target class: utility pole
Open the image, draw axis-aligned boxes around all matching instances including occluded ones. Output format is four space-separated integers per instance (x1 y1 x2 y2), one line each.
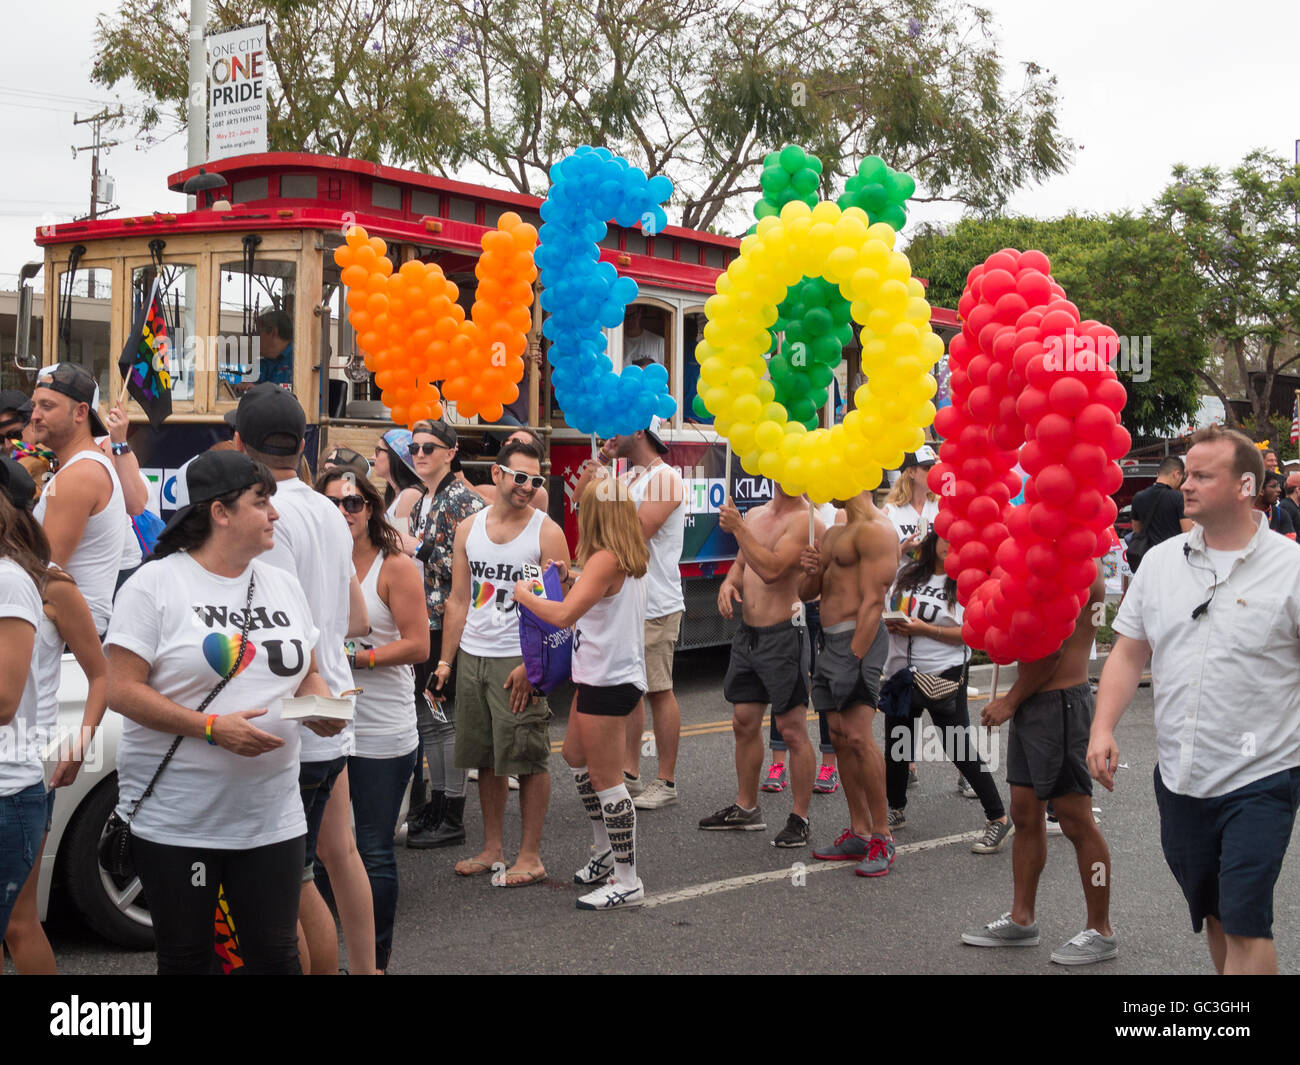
73 107 123 299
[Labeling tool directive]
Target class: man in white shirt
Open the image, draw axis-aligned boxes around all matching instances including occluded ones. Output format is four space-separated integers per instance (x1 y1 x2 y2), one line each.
1090 425 1300 975
623 305 665 367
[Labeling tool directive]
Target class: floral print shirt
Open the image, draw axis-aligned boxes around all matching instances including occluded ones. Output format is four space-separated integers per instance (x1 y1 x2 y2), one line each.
410 474 485 627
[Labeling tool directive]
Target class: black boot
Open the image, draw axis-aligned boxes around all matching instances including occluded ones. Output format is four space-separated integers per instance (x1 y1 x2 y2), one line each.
425 796 466 848
407 777 430 821
406 791 447 849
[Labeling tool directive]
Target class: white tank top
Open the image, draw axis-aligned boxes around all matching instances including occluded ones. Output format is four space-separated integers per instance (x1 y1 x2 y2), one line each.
572 572 648 690
460 507 545 658
34 449 126 633
351 552 418 759
35 564 63 733
627 461 685 620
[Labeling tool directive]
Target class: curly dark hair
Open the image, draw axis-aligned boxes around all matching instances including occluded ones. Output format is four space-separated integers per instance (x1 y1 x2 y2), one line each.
314 468 402 557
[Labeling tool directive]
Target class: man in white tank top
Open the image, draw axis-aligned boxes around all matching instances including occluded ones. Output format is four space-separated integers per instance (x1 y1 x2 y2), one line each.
436 439 570 887
607 417 685 810
30 364 125 634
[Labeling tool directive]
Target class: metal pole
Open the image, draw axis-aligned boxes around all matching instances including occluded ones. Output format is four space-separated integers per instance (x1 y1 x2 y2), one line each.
188 0 209 208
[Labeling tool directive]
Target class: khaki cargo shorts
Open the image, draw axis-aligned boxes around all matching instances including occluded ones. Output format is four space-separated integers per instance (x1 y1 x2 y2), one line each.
644 610 683 694
453 652 552 776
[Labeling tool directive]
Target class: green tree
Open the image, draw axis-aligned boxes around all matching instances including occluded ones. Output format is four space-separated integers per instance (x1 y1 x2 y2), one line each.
904 213 1206 435
1150 150 1300 439
92 0 1071 231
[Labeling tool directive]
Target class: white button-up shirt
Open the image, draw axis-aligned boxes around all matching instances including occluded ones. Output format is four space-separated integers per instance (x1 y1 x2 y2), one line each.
1113 513 1300 798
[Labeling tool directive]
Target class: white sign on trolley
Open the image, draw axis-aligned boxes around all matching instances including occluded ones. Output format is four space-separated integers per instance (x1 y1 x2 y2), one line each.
206 23 267 160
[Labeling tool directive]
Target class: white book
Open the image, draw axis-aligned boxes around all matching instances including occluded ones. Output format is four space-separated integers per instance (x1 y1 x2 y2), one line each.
280 694 356 722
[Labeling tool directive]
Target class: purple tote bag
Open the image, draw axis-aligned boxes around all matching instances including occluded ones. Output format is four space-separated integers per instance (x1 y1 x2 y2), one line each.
517 563 573 693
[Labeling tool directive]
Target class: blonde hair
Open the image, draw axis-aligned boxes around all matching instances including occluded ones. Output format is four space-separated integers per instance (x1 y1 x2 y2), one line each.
577 477 649 577
885 465 937 508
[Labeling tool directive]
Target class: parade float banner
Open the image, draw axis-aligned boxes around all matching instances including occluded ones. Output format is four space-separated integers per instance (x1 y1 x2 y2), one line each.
207 24 267 160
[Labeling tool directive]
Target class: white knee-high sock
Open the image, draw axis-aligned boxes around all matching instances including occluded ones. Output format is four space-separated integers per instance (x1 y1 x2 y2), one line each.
573 768 610 853
596 783 637 888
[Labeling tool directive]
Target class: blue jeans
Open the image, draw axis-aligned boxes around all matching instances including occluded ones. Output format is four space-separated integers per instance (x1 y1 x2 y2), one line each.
348 751 417 971
299 756 349 874
0 782 48 938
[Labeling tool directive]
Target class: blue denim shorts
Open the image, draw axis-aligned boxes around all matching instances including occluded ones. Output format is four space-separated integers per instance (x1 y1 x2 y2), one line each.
299 756 348 880
0 781 48 934
1154 764 1300 939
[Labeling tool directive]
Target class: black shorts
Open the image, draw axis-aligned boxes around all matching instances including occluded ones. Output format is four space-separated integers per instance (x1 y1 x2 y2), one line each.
723 620 809 716
1154 764 1300 938
575 682 644 717
1006 683 1093 800
811 623 889 713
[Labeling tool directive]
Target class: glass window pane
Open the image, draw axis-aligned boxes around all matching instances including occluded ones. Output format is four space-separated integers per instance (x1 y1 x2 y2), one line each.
53 266 112 399
216 257 297 397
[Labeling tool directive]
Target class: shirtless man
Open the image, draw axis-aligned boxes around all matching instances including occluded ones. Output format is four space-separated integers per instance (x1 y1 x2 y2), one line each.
961 568 1117 965
798 491 901 876
700 487 825 847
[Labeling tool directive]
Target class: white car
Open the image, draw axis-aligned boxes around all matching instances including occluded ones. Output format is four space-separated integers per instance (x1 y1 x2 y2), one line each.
37 654 410 949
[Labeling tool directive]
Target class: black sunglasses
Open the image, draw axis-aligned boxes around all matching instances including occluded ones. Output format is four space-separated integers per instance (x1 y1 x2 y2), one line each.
497 464 545 491
330 494 367 514
409 441 449 456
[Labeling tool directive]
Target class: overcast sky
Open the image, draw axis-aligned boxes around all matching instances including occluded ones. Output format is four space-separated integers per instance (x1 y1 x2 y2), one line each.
2 0 1297 288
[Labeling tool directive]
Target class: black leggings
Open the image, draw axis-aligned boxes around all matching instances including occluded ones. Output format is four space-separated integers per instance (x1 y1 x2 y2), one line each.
884 686 1005 821
131 833 305 975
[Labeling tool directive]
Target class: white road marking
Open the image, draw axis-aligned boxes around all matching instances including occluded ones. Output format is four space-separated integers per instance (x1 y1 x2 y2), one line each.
641 829 983 908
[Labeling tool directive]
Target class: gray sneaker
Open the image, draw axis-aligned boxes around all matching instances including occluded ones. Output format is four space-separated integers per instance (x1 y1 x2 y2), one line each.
698 803 766 831
961 912 1040 947
957 776 977 799
854 834 896 877
1050 929 1118 965
812 828 869 861
623 772 645 798
971 818 1015 854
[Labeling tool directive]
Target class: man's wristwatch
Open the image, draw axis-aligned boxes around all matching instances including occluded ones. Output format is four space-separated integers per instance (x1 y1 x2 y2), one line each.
110 442 131 456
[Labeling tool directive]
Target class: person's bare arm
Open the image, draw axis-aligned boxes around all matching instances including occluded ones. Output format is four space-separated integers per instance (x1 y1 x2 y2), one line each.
1087 633 1152 791
980 652 1064 726
432 520 473 691
718 552 745 619
851 522 901 659
797 528 835 602
360 555 431 668
539 517 572 570
48 579 107 787
107 645 285 756
514 550 618 629
346 573 370 638
103 403 147 515
0 617 36 726
723 506 803 584
40 463 106 569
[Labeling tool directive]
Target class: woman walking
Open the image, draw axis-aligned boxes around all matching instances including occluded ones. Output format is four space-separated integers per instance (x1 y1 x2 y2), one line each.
105 450 343 974
514 477 648 910
316 468 428 972
880 531 1012 854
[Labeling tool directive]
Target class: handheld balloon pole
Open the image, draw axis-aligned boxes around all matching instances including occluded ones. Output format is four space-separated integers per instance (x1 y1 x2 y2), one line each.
990 664 1000 701
591 434 598 465
723 440 733 507
808 498 815 544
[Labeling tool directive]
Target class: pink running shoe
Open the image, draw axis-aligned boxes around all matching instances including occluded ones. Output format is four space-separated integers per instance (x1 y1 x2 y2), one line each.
761 761 788 793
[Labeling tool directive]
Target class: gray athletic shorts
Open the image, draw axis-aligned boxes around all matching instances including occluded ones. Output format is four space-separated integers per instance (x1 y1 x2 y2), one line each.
723 620 809 716
1007 683 1094 800
811 622 889 713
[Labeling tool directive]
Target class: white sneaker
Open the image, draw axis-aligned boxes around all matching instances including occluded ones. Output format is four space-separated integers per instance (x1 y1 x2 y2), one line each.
508 775 520 791
623 772 645 798
633 779 679 809
467 769 479 782
574 848 615 885
576 879 644 910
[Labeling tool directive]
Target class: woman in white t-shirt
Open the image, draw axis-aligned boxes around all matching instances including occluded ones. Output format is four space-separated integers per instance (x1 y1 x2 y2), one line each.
316 468 429 974
514 477 649 911
0 490 45 942
0 458 106 973
105 451 341 974
882 451 941 554
880 532 1011 854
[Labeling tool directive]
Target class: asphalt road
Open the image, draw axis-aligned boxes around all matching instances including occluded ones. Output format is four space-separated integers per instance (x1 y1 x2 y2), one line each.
29 645 1300 977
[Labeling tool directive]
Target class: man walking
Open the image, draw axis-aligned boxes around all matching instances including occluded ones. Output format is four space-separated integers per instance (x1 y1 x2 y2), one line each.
437 438 570 886
962 567 1113 964
798 491 900 876
1127 456 1193 572
1090 426 1300 975
702 486 825 846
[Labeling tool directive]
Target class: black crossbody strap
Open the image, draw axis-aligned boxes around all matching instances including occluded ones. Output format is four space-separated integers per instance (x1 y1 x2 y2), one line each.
124 571 258 823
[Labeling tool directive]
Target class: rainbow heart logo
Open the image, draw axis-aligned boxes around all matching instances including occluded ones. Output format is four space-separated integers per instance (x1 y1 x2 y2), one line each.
202 633 256 678
471 580 495 609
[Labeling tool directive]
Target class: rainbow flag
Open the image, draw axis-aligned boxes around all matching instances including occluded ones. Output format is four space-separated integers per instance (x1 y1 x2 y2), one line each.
117 277 173 430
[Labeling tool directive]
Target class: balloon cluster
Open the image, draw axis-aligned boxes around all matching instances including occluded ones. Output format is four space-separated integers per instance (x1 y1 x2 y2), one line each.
696 200 942 504
536 146 676 437
754 145 824 223
334 219 537 427
930 248 1130 665
837 156 916 233
764 280 855 428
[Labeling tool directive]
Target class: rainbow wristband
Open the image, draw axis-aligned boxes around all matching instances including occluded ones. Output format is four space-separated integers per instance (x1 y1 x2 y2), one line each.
367 649 376 670
205 714 218 745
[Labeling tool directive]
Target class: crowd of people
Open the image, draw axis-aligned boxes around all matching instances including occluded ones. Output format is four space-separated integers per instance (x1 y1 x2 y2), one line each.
1 367 1299 975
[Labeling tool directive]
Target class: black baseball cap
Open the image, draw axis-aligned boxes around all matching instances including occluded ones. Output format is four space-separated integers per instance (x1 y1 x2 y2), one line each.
159 450 268 540
0 456 36 510
413 420 457 449
324 446 370 480
0 390 32 424
34 363 108 437
644 416 670 456
899 444 938 470
232 384 305 456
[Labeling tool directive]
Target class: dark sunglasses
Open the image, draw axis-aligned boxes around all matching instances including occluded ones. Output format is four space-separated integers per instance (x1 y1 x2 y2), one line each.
497 464 545 491
330 494 367 514
409 441 449 457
